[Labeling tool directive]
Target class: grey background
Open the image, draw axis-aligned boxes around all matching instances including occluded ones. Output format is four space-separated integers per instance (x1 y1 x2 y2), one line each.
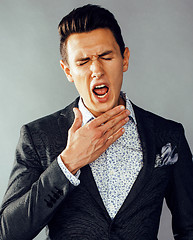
0 0 192 239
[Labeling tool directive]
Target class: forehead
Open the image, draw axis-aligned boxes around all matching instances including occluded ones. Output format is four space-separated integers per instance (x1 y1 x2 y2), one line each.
66 28 120 59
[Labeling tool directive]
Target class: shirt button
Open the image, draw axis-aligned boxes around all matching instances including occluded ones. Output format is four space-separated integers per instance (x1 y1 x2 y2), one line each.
109 203 114 210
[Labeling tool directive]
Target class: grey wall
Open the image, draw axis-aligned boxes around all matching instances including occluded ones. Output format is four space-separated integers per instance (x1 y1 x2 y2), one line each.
0 0 192 239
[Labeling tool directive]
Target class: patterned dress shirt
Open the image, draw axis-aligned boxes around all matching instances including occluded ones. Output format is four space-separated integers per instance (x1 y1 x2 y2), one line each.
58 92 143 219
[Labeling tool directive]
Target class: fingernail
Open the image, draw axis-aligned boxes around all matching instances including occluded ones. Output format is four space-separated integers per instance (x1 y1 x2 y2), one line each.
125 117 129 122
120 105 125 110
125 110 130 115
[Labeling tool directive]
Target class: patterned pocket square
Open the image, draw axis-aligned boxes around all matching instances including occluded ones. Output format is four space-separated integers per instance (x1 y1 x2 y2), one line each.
155 143 178 168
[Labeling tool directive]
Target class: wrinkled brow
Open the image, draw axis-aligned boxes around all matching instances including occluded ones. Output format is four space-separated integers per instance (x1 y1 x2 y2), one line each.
76 50 113 62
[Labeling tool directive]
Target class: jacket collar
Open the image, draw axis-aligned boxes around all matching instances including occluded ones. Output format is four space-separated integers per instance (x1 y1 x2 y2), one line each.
57 97 79 147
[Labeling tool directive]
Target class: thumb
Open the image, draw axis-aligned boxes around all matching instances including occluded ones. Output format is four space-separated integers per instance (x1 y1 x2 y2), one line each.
70 108 83 132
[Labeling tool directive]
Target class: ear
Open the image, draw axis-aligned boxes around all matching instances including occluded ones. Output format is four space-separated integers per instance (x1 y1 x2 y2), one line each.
60 60 74 82
122 47 130 72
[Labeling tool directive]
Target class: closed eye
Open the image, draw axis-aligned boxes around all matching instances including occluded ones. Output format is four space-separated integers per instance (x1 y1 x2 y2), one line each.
78 60 89 66
101 57 112 60
99 51 113 61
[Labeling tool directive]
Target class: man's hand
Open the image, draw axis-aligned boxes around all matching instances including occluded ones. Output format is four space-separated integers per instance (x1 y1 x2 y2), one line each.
60 105 130 174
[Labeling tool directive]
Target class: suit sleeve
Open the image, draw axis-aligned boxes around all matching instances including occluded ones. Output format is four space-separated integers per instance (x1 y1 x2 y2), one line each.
0 125 73 240
165 124 193 240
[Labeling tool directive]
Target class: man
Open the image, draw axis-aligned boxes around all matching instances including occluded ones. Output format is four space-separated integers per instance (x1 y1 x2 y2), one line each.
0 4 193 240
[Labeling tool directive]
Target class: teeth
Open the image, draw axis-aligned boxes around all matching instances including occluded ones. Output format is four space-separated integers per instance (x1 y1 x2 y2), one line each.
97 92 108 98
95 84 106 89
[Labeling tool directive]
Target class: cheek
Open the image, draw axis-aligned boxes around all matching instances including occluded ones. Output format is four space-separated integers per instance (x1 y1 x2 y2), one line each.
108 59 123 77
110 68 123 90
73 74 91 97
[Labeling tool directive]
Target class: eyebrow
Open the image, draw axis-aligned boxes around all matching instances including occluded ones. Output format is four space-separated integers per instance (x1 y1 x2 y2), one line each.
76 57 90 62
76 50 113 62
98 50 113 57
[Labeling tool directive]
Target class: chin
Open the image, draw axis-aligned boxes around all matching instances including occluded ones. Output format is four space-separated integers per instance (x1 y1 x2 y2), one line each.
93 102 116 115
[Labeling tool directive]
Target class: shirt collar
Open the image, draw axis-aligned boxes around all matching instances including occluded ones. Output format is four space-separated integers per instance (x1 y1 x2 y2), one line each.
78 91 137 126
78 97 95 126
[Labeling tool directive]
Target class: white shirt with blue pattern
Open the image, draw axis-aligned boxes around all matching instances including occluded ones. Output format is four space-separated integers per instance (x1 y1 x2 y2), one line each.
58 92 143 219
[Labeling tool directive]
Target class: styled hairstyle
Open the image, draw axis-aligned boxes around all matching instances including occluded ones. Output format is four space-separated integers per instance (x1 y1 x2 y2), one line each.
58 4 125 64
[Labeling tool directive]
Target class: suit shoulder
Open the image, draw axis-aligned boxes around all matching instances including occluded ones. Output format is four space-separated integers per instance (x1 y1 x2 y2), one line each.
132 103 183 132
24 98 79 131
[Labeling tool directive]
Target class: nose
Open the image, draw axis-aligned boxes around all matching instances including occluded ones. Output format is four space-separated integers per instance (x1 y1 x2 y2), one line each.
90 59 104 79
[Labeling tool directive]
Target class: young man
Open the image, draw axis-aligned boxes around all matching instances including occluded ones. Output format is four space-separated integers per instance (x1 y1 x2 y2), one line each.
0 4 193 240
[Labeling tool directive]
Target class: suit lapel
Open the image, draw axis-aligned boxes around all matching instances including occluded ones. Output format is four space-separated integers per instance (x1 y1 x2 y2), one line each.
117 104 157 215
57 98 79 147
57 98 108 216
80 165 110 218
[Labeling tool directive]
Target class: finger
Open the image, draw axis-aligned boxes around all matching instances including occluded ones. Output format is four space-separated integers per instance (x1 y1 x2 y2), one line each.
87 109 129 151
100 109 130 132
106 128 125 146
107 109 130 121
92 105 126 127
70 108 83 133
103 116 129 139
92 128 125 160
96 117 127 151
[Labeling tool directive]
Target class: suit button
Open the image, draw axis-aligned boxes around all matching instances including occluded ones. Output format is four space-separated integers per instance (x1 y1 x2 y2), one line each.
44 199 53 208
55 187 63 196
48 194 57 203
51 191 60 200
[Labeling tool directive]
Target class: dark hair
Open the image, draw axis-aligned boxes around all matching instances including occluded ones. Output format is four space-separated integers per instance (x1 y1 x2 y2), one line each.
58 4 125 64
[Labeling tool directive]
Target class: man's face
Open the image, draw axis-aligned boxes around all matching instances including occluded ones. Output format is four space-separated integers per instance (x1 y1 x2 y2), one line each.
61 28 130 117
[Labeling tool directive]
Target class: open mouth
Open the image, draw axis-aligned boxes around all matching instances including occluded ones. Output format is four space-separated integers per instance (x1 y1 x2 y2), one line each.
92 84 109 98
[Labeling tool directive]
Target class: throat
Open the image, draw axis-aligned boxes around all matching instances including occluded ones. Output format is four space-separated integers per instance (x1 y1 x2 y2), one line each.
118 96 126 107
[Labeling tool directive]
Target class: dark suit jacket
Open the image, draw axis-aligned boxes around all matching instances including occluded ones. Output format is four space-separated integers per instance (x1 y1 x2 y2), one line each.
0 98 193 240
